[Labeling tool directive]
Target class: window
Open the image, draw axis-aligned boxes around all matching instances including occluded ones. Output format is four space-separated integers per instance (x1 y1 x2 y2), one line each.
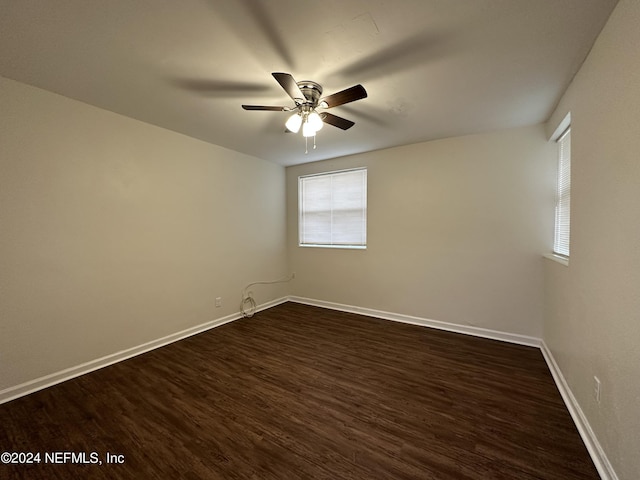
554 127 571 257
298 168 367 248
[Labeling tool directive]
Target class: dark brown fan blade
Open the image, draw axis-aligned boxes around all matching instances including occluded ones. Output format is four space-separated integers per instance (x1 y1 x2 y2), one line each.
242 105 286 111
272 72 305 102
320 84 367 108
321 113 355 130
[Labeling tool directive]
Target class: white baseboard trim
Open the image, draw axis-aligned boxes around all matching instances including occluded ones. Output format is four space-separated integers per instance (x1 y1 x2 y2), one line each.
0 296 288 405
540 341 618 480
287 296 541 347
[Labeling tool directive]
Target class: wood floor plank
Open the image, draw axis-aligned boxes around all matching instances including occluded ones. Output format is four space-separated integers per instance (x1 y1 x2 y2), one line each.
0 302 599 479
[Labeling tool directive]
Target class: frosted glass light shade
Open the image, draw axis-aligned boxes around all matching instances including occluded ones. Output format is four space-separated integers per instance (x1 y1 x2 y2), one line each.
302 120 316 137
307 111 323 131
285 113 302 133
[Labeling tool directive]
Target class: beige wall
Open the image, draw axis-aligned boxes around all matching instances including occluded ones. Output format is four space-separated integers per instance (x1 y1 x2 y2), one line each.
287 125 556 337
544 0 640 478
0 76 287 390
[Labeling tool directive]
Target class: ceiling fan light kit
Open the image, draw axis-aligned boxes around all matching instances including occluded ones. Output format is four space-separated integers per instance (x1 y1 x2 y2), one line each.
242 72 367 153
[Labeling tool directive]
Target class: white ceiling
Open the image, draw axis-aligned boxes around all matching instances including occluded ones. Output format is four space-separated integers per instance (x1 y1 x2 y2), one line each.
0 0 618 166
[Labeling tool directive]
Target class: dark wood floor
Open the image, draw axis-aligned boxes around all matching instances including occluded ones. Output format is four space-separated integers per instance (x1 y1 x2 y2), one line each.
0 302 598 479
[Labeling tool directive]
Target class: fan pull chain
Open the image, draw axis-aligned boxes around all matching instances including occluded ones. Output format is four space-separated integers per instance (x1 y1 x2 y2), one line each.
313 135 317 149
305 136 308 154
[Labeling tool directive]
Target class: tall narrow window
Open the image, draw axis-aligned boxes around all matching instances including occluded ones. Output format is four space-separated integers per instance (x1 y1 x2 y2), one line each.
554 127 571 257
299 168 367 248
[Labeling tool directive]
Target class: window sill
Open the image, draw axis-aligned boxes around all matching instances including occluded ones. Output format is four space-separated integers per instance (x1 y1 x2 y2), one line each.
543 253 569 266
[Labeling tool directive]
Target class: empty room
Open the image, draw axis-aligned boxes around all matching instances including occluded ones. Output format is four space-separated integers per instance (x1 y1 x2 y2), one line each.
1 1 638 479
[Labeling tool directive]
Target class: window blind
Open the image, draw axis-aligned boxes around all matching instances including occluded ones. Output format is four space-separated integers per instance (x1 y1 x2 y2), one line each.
299 168 367 248
554 128 571 257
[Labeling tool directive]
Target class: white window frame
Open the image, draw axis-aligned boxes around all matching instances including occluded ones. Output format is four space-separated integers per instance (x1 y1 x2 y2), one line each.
554 126 571 259
298 168 367 249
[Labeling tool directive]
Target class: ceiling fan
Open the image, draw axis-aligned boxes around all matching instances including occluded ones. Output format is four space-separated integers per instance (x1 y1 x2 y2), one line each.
242 72 367 152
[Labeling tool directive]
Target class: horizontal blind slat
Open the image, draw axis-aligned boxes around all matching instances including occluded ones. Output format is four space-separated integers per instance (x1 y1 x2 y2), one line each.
554 129 571 256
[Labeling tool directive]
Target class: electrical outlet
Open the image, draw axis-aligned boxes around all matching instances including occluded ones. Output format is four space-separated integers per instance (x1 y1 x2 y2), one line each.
215 297 222 308
594 376 601 404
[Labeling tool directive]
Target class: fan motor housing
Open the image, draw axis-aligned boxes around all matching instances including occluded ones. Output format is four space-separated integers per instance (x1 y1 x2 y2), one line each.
297 80 322 107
